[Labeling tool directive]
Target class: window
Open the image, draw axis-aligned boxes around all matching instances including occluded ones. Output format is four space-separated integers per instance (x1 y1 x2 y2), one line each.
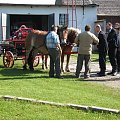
59 14 68 26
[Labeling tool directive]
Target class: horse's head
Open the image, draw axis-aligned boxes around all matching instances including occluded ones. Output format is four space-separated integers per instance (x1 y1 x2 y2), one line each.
67 27 81 44
57 26 81 45
57 25 68 44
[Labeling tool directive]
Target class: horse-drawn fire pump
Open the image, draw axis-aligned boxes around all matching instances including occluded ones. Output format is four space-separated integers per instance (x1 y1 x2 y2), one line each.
0 25 79 72
0 26 39 68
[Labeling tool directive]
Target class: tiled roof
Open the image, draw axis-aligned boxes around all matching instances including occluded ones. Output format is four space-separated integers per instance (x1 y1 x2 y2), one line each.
55 0 94 6
0 0 96 6
92 0 120 16
0 0 56 5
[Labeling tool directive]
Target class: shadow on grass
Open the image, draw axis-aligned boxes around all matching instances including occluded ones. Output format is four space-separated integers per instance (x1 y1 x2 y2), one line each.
0 68 49 77
0 75 49 81
91 59 99 62
1 67 120 82
0 65 5 68
80 77 120 82
62 72 120 82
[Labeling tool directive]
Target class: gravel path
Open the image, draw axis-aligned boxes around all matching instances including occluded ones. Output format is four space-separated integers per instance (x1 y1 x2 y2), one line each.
68 61 120 88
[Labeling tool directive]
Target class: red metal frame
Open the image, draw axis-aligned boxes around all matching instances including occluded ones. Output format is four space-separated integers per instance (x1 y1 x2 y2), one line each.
1 26 33 58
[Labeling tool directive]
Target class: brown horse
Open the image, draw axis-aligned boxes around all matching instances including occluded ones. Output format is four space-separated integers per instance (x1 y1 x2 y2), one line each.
60 27 81 72
23 26 68 70
41 27 81 72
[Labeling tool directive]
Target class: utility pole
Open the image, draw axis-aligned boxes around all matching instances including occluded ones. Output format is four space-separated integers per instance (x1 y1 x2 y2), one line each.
67 0 77 28
83 0 85 15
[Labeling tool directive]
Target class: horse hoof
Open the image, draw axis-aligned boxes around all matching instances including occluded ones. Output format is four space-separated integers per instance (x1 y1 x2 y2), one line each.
65 68 70 72
29 67 34 71
42 65 45 69
23 66 27 70
66 69 70 72
42 67 45 70
30 69 34 71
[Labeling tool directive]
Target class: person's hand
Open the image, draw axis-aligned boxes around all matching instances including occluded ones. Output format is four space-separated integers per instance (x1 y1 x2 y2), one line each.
59 49 62 56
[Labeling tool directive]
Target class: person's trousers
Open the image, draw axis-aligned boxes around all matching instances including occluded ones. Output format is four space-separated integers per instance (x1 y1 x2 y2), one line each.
99 51 107 73
108 48 117 72
48 48 61 77
76 54 91 77
116 50 120 72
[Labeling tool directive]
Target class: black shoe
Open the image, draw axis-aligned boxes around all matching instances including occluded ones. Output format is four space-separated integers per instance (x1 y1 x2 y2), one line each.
107 72 113 75
75 75 80 78
84 76 90 79
49 76 54 78
117 70 120 74
98 73 106 77
112 72 117 76
97 72 101 75
97 70 105 74
56 76 64 79
75 73 80 78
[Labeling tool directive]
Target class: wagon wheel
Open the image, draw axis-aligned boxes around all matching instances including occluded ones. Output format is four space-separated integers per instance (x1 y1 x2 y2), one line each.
33 56 39 67
22 56 39 67
3 51 14 68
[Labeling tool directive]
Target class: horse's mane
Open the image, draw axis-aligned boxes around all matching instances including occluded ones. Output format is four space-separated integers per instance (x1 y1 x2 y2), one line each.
68 27 81 34
67 27 81 43
32 29 48 35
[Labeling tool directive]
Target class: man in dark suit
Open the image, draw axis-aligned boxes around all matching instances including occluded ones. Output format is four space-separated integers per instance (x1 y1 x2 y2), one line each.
95 24 107 76
115 26 120 73
106 22 118 76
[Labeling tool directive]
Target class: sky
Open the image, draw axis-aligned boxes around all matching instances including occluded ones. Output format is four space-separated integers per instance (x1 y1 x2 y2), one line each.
0 0 56 5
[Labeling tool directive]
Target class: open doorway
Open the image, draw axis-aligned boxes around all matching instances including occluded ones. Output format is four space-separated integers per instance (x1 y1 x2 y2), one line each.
10 14 48 36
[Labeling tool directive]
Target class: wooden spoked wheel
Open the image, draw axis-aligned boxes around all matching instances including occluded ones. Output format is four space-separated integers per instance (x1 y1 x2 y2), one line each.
22 56 39 67
3 51 14 68
33 56 39 67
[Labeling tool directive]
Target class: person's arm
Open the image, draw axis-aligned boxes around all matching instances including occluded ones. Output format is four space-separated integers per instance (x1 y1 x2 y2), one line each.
91 34 99 45
56 44 62 55
74 34 80 45
55 34 62 55
102 32 108 50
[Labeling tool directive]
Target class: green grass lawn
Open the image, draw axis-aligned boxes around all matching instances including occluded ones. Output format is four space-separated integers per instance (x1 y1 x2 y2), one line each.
0 99 119 120
0 55 120 119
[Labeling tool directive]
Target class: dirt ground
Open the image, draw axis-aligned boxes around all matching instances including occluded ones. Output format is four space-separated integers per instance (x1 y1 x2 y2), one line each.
40 56 120 88
68 61 120 88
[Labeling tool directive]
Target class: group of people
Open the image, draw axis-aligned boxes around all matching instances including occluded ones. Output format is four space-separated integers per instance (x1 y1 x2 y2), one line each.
46 23 120 79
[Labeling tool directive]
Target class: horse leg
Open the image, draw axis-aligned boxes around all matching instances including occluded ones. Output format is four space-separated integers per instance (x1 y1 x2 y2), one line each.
23 51 29 70
28 48 34 71
45 55 48 69
42 55 45 69
65 54 70 72
61 53 64 72
41 55 48 69
23 59 27 70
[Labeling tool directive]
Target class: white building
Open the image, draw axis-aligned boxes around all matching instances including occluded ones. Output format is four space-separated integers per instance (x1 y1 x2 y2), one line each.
0 0 98 41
